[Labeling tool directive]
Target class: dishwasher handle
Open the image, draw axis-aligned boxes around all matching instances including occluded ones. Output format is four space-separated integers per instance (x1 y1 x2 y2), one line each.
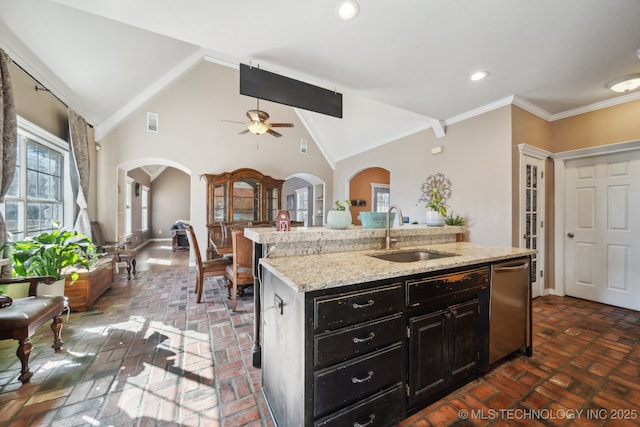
493 262 529 273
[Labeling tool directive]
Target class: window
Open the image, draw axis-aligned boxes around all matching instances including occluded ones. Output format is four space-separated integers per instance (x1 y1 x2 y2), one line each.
141 186 149 231
2 118 70 241
125 177 133 236
295 188 309 225
371 184 390 213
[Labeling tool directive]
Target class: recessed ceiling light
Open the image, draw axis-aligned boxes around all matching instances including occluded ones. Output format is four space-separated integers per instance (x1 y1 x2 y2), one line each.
606 74 640 93
470 71 489 81
335 0 360 21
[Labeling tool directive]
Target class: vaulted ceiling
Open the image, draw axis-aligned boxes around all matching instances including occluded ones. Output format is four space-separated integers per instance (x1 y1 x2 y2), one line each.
1 0 639 165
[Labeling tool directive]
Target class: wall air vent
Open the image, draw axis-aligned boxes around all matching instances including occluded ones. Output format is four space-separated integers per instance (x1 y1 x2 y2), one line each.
147 112 159 133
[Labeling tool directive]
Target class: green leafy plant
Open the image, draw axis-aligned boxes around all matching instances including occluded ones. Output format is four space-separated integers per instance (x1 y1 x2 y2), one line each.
2 222 97 283
333 200 352 211
425 188 447 217
445 212 466 226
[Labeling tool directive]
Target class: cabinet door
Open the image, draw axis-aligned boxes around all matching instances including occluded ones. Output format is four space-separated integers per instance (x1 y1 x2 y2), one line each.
407 308 447 405
449 299 480 385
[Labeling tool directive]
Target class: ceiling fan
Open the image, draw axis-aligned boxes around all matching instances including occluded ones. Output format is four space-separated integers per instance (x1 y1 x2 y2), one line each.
222 99 294 138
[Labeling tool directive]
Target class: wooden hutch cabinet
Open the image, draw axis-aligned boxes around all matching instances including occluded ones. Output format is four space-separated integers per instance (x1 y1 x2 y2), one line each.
204 168 284 258
205 168 284 223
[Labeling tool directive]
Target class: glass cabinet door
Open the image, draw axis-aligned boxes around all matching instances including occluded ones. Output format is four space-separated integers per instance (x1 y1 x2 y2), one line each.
265 187 279 221
213 183 227 221
232 179 260 221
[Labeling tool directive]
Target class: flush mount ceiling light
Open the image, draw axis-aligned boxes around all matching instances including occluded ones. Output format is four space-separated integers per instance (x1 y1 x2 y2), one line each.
335 0 360 21
606 74 640 93
470 71 489 81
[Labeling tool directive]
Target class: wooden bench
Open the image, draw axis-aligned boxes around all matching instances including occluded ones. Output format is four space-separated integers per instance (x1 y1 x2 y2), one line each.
0 276 65 383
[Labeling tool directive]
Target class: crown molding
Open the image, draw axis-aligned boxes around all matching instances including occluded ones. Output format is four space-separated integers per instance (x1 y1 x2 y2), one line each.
549 91 640 121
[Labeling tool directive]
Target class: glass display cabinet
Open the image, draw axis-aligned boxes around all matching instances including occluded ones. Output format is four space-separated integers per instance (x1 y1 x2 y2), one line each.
205 168 284 224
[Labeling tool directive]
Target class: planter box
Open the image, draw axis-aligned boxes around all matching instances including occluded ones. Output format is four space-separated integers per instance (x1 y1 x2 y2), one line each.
64 257 114 311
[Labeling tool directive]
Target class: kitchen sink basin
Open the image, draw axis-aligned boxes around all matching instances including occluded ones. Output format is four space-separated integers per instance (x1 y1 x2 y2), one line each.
369 250 457 263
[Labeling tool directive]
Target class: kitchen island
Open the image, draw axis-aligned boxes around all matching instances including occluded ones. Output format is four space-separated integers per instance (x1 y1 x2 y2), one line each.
247 226 535 426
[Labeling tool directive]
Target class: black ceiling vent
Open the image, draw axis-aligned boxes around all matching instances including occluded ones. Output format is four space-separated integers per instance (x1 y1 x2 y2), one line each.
239 64 343 119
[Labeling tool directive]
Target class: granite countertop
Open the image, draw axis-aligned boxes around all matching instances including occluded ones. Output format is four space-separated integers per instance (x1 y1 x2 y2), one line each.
245 224 465 244
260 242 536 293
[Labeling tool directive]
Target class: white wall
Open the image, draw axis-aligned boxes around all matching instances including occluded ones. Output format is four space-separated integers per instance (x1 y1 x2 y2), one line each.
334 107 513 246
95 61 334 256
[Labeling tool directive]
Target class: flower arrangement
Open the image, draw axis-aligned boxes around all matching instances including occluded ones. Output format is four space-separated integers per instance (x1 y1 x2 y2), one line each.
419 173 452 217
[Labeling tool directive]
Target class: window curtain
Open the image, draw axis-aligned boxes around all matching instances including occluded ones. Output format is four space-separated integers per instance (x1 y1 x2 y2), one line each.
68 109 92 239
0 49 17 276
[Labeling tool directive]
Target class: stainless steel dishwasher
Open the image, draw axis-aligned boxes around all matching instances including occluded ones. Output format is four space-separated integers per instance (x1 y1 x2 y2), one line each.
489 257 531 364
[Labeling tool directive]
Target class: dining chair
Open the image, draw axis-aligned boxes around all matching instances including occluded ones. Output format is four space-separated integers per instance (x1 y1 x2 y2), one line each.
225 228 254 311
184 224 232 303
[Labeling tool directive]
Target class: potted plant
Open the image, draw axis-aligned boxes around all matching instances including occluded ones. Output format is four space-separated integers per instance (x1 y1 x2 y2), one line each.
0 222 96 299
326 200 352 229
419 173 451 227
444 212 465 226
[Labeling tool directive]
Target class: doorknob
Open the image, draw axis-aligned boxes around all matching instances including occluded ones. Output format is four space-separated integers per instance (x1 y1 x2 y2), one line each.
567 232 574 238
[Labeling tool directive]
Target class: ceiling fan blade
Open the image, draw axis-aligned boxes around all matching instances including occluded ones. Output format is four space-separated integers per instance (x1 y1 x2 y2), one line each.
266 129 282 138
219 119 246 124
238 129 250 135
269 123 294 128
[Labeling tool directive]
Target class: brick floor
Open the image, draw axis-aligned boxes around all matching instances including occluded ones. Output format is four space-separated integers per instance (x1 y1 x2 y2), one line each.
1 243 639 426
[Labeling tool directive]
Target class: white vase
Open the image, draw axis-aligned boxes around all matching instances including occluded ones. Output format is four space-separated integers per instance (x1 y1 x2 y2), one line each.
326 211 352 229
37 278 66 297
425 209 445 227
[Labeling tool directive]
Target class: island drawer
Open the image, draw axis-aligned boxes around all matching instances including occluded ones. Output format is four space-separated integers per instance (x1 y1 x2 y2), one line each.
313 342 403 418
314 314 404 369
313 283 403 332
406 267 489 308
314 383 404 427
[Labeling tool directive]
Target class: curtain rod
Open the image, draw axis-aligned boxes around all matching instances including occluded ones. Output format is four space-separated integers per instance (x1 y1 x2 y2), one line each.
10 59 69 109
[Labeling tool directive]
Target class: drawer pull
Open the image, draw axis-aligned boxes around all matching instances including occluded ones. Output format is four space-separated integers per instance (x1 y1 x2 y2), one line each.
351 371 374 384
352 299 375 309
353 414 376 427
353 332 376 343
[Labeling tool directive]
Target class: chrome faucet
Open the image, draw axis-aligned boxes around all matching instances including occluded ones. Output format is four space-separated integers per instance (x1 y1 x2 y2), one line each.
386 205 404 249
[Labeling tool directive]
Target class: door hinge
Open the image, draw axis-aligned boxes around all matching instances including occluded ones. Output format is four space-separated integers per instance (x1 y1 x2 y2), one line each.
541 220 544 228
406 384 410 397
540 270 543 278
541 171 544 179
406 326 410 338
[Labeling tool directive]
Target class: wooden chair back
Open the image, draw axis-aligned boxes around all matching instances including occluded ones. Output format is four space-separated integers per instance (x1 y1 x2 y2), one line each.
184 224 204 272
231 228 253 269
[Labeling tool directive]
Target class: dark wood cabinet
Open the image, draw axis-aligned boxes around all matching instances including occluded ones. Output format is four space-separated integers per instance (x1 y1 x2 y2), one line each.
261 275 405 427
261 264 491 426
407 298 480 407
204 168 284 224
406 266 489 411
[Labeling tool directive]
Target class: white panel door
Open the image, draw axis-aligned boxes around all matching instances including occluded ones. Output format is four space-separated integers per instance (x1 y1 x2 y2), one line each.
565 151 640 310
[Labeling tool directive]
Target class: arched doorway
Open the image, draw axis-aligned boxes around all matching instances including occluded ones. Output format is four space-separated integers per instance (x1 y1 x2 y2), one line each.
282 173 326 226
116 158 191 247
348 167 390 225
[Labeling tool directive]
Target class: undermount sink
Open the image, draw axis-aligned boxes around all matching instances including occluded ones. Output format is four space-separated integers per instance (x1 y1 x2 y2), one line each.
369 250 457 263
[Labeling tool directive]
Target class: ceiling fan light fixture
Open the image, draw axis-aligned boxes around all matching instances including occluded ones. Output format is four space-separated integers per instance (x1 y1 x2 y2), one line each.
247 121 269 135
606 74 640 93
335 0 360 21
